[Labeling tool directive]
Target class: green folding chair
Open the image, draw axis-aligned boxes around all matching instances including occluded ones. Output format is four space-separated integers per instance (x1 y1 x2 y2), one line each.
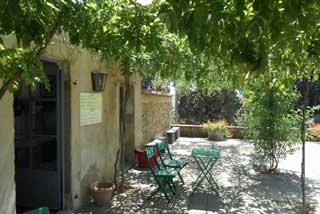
156 140 189 184
144 147 177 202
20 207 49 214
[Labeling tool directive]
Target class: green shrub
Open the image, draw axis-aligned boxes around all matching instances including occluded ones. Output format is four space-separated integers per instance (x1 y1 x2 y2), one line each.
237 79 300 171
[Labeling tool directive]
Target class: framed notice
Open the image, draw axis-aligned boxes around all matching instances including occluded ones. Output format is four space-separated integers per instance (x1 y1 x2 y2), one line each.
80 92 102 126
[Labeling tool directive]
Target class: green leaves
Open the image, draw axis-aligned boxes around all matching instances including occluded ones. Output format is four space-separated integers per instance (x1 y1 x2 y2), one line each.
161 0 320 85
0 46 46 94
1 0 318 102
237 77 300 170
0 0 79 98
46 1 59 11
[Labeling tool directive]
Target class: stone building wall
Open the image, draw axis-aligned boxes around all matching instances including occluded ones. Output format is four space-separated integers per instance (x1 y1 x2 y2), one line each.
44 41 123 208
0 36 125 211
0 36 172 212
141 91 172 144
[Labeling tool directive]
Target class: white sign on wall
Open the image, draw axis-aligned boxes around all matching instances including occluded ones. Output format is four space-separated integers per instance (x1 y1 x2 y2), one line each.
80 92 102 126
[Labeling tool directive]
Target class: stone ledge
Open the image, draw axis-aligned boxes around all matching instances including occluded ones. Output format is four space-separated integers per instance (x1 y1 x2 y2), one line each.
142 90 172 97
171 124 247 139
172 124 247 129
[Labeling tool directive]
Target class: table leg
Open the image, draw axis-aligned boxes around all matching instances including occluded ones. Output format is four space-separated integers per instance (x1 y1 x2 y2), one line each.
192 157 220 196
193 157 213 187
199 158 220 191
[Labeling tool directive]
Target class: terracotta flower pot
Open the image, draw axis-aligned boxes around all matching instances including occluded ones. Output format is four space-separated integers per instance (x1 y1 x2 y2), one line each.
89 182 114 205
208 131 224 141
203 120 228 141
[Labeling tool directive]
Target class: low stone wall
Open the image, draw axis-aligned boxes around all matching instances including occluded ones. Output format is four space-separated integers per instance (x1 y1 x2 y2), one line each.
174 124 207 138
172 124 246 139
141 91 172 144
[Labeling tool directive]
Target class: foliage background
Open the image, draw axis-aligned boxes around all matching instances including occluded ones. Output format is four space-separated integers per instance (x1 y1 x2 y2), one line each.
176 87 241 125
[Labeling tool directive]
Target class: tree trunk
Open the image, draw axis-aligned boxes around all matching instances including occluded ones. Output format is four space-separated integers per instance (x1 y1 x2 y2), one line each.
301 77 308 214
113 75 130 192
113 147 120 191
121 76 130 190
0 69 24 100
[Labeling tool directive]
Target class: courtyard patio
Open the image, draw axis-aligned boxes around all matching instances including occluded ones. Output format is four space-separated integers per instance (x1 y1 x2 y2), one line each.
75 138 320 214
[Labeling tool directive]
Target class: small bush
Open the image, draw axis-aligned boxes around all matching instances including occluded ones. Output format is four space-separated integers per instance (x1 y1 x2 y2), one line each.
202 120 228 136
236 79 300 171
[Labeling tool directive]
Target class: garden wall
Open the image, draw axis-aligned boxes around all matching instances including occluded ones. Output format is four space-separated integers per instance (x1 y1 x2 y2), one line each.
140 91 172 145
172 124 246 139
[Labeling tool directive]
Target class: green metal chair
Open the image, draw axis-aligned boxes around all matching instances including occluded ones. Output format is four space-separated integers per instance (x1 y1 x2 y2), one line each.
144 147 177 202
156 140 189 184
20 207 49 214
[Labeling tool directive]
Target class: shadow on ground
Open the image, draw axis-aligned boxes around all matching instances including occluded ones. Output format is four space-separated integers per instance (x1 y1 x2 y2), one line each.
75 138 320 214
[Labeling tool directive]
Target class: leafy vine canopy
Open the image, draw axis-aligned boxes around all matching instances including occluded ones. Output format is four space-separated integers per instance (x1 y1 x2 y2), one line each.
0 0 216 97
1 0 320 99
160 0 320 84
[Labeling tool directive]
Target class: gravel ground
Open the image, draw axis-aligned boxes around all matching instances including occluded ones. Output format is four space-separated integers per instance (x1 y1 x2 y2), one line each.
75 138 320 214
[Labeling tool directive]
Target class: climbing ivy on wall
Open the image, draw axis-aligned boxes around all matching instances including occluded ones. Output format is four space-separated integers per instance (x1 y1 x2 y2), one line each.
2 1 320 210
0 0 214 192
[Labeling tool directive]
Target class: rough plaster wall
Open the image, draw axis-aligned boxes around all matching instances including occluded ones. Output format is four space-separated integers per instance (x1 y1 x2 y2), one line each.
45 42 121 208
141 93 172 145
133 74 143 150
0 83 16 214
77 55 120 205
123 83 136 163
0 36 123 210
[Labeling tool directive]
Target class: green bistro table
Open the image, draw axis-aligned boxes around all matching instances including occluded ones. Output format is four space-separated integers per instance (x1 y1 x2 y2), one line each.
191 148 221 196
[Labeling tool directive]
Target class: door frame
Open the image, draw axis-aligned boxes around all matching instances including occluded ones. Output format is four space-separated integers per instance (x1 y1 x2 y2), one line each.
33 56 70 210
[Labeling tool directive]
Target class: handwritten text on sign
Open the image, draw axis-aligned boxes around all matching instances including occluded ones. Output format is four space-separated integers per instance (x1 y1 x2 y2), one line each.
80 92 102 126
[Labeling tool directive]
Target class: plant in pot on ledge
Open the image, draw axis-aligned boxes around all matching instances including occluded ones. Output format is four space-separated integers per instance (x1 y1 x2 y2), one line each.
89 181 115 206
203 120 228 141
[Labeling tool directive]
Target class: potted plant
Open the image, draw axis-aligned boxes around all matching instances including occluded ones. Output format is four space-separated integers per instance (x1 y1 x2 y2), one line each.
202 120 228 141
89 181 115 205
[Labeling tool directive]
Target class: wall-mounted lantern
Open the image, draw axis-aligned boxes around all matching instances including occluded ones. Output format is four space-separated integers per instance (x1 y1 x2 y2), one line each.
91 72 107 92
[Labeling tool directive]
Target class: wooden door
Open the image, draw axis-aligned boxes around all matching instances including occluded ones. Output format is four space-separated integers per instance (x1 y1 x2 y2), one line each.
14 61 63 210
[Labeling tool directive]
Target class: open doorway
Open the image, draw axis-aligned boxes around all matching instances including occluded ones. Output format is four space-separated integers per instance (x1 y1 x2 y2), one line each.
14 60 64 212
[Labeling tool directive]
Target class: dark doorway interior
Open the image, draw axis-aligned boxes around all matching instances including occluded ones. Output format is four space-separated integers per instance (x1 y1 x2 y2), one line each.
14 61 63 211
